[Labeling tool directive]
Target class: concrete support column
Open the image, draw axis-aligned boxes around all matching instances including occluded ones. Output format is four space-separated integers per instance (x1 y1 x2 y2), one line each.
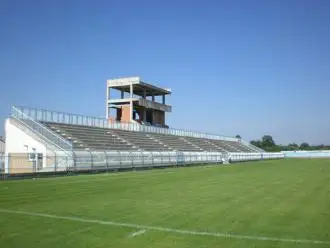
152 95 155 102
143 109 147 122
162 94 165 104
106 86 110 119
121 90 124 99
130 84 133 121
143 88 146 99
130 83 133 98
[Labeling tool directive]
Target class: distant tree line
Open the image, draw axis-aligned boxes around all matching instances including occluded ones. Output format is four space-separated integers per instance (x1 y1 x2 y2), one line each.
235 134 330 152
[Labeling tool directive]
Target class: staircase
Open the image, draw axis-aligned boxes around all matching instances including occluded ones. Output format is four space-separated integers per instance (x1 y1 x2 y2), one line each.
11 106 73 154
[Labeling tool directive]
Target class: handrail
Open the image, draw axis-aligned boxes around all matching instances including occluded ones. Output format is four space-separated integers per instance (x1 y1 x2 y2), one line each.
240 139 264 152
12 106 73 151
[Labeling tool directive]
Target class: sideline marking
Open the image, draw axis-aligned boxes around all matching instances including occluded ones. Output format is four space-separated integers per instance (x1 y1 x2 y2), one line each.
128 229 146 238
0 208 329 245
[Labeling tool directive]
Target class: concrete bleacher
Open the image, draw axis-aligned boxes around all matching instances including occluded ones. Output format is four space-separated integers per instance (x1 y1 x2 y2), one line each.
44 122 135 151
111 129 171 151
42 122 258 153
183 136 226 152
209 139 242 153
148 133 202 152
229 141 257 153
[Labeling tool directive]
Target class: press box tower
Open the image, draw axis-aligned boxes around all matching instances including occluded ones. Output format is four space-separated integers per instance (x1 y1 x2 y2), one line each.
106 77 172 127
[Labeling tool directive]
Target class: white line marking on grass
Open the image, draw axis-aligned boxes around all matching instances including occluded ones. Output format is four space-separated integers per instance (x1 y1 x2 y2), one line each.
128 229 146 238
0 208 329 245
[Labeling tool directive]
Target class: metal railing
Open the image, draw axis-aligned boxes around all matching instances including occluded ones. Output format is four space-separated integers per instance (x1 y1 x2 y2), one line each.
1 151 285 176
13 106 237 141
284 150 330 158
12 106 73 151
240 139 265 152
0 153 4 175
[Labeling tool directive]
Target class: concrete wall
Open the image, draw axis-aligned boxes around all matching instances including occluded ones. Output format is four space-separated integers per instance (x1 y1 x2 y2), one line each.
153 110 165 125
7 153 33 174
108 105 131 123
138 98 171 112
108 107 165 125
120 105 131 122
5 153 44 174
4 118 47 173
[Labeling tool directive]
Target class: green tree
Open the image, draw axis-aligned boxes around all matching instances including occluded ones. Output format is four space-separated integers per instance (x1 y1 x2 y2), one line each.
289 143 298 147
288 143 299 150
235 135 241 139
300 142 309 150
261 135 275 147
250 140 261 148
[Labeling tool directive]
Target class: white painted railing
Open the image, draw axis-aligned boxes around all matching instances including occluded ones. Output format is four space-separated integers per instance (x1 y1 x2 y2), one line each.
11 106 73 151
284 151 330 158
2 150 285 174
43 151 285 171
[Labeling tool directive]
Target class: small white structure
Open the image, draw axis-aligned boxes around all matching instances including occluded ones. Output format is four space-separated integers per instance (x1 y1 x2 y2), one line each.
4 111 73 174
4 118 48 173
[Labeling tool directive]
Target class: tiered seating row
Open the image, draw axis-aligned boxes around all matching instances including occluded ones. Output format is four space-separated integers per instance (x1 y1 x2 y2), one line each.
44 122 135 151
148 133 202 152
43 122 257 153
111 129 171 151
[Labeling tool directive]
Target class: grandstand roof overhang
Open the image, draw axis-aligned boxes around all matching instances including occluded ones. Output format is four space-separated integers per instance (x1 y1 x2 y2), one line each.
107 77 171 97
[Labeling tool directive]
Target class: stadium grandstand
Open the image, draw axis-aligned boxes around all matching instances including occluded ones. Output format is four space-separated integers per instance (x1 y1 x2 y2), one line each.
3 77 283 174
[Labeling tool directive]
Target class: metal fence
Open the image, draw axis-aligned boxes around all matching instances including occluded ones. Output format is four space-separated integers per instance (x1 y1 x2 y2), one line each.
1 151 284 177
0 153 4 175
284 150 330 158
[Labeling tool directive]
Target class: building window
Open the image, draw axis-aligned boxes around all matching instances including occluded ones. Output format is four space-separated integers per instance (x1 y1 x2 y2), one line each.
28 148 37 161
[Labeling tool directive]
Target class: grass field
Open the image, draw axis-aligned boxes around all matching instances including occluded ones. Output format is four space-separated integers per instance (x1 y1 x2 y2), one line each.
0 159 330 248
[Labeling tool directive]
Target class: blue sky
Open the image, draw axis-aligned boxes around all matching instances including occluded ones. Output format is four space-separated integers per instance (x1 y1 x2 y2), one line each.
0 0 329 145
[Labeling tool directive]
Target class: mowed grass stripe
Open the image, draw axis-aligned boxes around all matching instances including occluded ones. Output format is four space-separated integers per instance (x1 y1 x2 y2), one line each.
0 208 329 245
1 159 330 248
